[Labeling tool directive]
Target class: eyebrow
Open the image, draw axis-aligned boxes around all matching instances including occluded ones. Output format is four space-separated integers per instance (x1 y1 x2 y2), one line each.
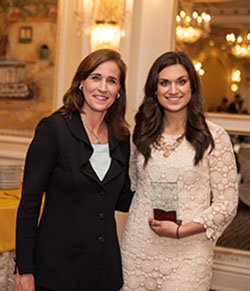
159 74 189 81
90 73 119 81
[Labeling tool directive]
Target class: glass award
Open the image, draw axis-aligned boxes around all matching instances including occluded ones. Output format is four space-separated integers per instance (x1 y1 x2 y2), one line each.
150 182 181 225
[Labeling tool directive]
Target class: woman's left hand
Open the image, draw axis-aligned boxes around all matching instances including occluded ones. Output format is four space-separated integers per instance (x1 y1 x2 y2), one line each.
149 218 179 238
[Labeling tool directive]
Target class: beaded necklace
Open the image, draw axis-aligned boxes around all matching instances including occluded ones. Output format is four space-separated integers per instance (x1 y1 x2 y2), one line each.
157 134 185 158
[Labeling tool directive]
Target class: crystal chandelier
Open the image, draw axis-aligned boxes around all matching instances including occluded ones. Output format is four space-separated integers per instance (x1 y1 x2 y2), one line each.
226 32 250 58
74 0 132 51
176 10 211 44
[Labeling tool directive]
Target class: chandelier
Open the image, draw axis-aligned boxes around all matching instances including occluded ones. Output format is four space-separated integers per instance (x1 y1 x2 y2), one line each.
74 0 133 51
225 32 250 58
176 10 211 43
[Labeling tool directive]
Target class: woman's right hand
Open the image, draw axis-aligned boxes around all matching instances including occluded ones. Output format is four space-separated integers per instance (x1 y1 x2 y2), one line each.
149 218 178 238
14 269 35 291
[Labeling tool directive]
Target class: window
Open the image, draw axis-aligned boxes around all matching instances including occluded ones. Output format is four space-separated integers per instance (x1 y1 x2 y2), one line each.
19 26 32 43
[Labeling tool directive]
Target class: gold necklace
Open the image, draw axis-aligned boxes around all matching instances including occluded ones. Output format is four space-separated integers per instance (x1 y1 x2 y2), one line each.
81 115 103 144
157 134 185 158
84 122 101 144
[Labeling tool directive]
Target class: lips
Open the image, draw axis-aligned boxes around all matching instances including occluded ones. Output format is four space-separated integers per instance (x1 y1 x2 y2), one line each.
167 97 180 100
94 95 108 100
166 96 182 102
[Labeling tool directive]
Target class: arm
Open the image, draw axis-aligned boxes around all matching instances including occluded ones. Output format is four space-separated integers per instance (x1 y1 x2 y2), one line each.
149 219 205 239
192 127 238 241
128 142 138 193
115 140 135 212
16 117 58 275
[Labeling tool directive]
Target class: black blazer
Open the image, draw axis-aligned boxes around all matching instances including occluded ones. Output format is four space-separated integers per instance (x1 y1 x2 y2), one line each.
16 112 134 291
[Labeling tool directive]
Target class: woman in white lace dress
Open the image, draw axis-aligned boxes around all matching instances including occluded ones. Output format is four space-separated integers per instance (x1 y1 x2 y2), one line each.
120 51 238 291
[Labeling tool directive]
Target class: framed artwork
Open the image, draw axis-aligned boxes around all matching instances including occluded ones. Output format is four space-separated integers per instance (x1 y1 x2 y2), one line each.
0 1 58 137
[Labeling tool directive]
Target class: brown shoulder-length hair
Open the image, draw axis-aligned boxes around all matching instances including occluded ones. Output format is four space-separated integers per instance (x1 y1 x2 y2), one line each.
56 48 129 143
133 51 214 166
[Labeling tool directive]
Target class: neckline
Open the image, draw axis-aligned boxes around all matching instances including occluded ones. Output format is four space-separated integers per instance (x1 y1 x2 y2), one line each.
92 143 108 147
162 132 184 138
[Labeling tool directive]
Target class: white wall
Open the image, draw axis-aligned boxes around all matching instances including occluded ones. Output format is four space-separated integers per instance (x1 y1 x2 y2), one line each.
121 0 177 126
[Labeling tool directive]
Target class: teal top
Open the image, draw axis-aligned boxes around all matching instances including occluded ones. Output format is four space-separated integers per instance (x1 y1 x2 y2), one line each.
89 143 111 181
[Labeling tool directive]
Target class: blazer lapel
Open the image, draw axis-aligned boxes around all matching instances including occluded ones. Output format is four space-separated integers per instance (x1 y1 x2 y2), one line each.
64 112 127 185
64 112 101 184
102 131 127 185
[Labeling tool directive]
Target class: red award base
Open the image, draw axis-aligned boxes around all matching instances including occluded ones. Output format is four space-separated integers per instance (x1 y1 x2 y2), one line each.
153 208 182 225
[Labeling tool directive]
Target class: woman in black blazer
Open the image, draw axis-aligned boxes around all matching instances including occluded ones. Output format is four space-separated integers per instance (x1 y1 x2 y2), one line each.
14 49 134 291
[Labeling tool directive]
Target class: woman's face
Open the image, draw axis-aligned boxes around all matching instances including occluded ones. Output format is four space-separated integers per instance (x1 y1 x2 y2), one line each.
156 64 192 115
81 60 121 115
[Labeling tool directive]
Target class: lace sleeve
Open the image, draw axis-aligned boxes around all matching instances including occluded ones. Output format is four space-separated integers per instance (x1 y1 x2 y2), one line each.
193 127 239 241
129 142 138 192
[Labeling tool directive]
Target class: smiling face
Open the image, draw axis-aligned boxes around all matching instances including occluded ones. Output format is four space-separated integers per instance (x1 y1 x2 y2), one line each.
81 60 121 115
157 64 192 116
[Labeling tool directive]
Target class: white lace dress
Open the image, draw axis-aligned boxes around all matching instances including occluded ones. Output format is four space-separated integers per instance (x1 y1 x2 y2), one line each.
120 121 238 291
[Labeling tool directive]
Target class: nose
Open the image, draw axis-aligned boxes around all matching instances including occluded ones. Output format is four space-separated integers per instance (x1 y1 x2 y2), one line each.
98 79 108 92
169 82 177 94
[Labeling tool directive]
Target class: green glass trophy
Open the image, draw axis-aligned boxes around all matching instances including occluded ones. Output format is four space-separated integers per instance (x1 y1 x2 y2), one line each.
151 182 181 225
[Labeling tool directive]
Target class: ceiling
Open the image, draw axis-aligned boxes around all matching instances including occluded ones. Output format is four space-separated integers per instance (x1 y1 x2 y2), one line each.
178 0 250 47
179 0 250 26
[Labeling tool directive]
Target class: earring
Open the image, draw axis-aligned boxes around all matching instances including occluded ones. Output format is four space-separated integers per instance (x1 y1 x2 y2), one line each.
116 92 120 99
79 84 83 91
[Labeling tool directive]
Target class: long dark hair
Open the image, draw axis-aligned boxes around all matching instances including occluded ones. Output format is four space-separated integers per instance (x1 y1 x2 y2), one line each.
133 51 214 166
56 49 129 143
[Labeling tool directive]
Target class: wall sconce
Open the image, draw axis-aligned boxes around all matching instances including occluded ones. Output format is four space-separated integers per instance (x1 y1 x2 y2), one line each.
231 68 241 92
90 21 122 51
74 0 133 51
194 61 205 76
232 69 241 83
231 83 238 92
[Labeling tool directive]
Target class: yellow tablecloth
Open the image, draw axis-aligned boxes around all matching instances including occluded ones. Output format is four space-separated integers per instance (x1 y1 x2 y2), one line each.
0 188 21 253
